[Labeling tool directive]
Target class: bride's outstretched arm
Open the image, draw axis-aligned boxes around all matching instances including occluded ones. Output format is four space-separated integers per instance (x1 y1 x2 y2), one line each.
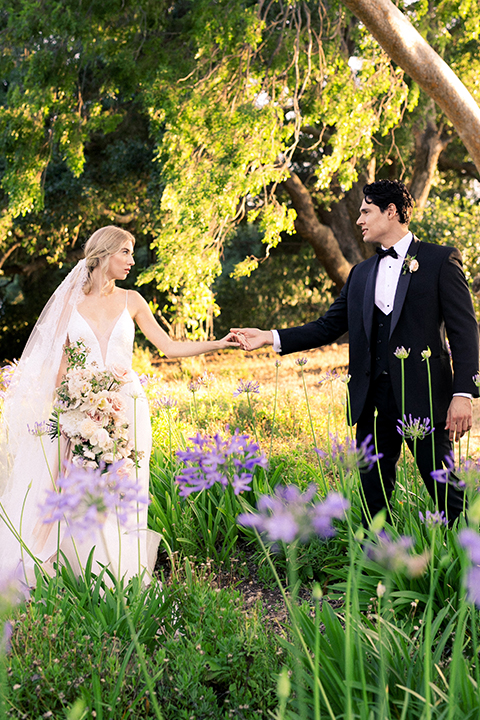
130 292 240 358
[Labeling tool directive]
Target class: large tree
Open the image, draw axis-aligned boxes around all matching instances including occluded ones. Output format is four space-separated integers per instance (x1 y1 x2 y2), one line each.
0 0 479 356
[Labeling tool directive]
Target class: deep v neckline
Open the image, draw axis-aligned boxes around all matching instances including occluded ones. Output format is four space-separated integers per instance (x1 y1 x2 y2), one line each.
76 306 127 340
74 306 129 364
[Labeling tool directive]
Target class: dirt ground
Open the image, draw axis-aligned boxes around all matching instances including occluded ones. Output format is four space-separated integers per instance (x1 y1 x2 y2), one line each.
153 342 480 457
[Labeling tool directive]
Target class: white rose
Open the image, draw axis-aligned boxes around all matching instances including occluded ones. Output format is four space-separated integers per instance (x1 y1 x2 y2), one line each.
79 418 98 440
91 427 113 451
410 259 419 272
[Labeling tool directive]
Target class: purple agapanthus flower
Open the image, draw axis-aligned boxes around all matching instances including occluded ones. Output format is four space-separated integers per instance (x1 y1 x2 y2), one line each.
27 420 50 437
397 415 434 441
458 528 480 564
317 370 339 387
431 453 480 491
464 567 480 607
152 395 177 411
295 357 308 367
316 434 382 473
367 531 428 577
237 485 349 543
188 379 202 393
199 370 216 388
418 510 447 528
0 564 30 608
233 379 260 397
40 462 149 540
175 430 267 497
458 529 480 607
0 361 17 398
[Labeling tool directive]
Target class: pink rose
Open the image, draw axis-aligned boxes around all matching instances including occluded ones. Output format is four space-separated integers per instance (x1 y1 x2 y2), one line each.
108 395 127 414
108 364 131 385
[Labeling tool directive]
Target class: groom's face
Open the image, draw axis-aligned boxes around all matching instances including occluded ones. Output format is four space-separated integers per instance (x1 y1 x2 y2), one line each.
357 198 397 247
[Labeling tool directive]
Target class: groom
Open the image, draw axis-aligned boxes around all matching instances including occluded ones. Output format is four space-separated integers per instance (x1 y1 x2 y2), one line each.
233 179 479 524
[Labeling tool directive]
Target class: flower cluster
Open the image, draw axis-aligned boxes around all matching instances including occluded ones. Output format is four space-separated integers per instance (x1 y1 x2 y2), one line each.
367 531 429 577
40 462 149 540
152 394 177 411
175 430 267 496
418 510 447 528
187 371 216 394
317 370 339 386
431 453 480 491
316 434 382 473
0 362 17 400
394 346 410 360
458 529 480 607
53 341 139 471
233 379 260 397
237 485 349 543
397 415 434 441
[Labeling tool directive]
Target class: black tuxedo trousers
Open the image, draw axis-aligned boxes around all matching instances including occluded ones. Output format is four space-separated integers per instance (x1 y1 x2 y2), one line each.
356 374 464 524
278 239 479 522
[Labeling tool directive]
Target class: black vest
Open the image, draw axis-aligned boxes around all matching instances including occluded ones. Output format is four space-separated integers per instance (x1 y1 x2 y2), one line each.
371 305 392 378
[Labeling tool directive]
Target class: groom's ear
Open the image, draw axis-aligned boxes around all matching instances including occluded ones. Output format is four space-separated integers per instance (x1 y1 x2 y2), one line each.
386 203 399 220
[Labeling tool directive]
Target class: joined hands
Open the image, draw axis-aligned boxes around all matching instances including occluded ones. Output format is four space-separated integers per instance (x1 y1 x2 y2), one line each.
230 328 274 352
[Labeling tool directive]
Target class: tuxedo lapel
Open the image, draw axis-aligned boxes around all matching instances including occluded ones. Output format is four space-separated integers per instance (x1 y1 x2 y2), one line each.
390 237 421 338
363 256 379 344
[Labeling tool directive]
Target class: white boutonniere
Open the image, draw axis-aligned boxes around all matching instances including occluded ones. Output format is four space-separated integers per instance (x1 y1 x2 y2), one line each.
402 254 419 275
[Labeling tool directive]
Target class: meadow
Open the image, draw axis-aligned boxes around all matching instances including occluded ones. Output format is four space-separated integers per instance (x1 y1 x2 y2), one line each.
2 343 480 720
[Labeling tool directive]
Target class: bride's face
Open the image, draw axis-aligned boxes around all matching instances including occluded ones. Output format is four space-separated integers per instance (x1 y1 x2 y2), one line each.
107 240 135 281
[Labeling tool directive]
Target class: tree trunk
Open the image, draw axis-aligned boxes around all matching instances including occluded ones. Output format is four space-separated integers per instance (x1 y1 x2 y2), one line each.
341 0 480 173
282 172 353 289
409 106 451 213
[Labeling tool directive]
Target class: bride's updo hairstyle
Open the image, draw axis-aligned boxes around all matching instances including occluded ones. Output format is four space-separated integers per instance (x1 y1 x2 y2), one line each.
83 226 135 294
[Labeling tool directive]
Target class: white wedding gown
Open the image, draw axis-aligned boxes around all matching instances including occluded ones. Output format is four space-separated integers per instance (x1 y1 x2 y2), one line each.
0 292 158 585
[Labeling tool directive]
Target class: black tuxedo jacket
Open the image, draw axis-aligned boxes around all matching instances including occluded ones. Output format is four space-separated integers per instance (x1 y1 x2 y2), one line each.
278 238 479 426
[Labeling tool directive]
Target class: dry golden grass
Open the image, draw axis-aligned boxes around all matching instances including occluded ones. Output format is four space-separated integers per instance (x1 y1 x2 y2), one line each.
146 341 480 458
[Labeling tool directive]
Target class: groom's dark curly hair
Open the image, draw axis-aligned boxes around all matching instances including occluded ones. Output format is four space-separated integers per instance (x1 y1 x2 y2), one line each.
362 179 414 225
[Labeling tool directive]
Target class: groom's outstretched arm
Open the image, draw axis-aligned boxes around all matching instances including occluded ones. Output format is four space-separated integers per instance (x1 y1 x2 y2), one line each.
230 328 274 351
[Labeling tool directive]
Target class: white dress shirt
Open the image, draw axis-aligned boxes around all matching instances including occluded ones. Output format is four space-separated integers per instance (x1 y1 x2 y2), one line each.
375 232 412 314
271 232 412 351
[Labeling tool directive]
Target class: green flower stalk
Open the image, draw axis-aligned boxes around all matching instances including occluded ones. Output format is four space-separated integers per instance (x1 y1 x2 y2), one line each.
188 379 201 425
269 360 281 462
394 347 412 530
295 357 319 454
422 347 439 511
233 379 260 444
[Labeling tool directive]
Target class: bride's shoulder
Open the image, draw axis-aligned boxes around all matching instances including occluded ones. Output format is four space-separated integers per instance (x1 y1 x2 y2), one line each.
127 290 149 313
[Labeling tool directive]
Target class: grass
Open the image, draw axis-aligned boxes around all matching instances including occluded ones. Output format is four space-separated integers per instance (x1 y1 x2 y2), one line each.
2 343 480 719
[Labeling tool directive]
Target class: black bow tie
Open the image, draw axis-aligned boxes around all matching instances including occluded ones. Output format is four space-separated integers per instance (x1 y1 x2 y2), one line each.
376 246 398 260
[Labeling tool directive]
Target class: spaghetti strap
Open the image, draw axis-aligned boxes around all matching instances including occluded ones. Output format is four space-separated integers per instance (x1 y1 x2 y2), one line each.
125 289 128 309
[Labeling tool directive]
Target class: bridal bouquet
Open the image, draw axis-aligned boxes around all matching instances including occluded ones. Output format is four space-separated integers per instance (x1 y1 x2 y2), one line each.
52 340 140 471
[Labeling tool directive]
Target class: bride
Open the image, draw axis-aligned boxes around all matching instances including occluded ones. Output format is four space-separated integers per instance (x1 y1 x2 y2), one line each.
0 226 238 585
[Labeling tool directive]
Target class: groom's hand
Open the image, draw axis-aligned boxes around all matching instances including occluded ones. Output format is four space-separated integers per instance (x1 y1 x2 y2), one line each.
445 396 473 442
230 328 274 351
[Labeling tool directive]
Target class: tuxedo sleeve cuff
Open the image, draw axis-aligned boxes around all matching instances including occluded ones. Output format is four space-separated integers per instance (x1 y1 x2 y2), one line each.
271 329 282 353
453 393 472 400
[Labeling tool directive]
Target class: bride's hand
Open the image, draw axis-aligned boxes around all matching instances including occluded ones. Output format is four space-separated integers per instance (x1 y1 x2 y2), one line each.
216 332 241 349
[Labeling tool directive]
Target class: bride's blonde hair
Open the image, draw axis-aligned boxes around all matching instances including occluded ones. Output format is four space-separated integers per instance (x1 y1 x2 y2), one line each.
83 226 135 294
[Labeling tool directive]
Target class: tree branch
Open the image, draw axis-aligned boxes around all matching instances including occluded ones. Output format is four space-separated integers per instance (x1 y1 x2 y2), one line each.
341 0 480 173
282 171 353 288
